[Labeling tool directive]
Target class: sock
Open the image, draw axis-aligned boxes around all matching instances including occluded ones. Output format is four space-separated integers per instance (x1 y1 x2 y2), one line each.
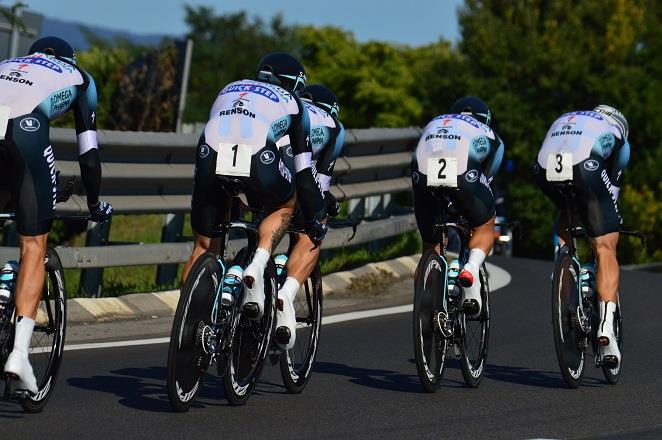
279 277 300 302
250 248 271 272
465 248 486 275
13 316 35 354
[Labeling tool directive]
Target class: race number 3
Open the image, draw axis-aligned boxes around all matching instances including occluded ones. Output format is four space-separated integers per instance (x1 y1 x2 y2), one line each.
546 152 573 181
427 157 458 187
0 105 11 140
216 143 252 177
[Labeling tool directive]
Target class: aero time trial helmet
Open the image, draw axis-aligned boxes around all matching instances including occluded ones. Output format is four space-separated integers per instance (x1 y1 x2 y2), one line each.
256 52 306 94
594 104 628 139
29 36 76 65
450 96 491 126
302 84 340 118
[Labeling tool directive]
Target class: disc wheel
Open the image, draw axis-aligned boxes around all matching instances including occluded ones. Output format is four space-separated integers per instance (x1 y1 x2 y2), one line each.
551 246 585 388
20 248 67 413
279 264 322 393
413 250 448 393
460 263 490 387
166 252 221 412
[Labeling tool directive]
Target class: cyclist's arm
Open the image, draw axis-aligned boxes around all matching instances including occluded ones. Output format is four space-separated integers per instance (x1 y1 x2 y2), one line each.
482 133 504 182
315 121 345 193
73 72 101 209
607 138 630 200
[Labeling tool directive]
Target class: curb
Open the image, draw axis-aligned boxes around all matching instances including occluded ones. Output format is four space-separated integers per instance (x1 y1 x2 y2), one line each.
67 254 422 325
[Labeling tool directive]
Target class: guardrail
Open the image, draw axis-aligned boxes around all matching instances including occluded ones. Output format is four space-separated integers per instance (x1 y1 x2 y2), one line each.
0 126 422 296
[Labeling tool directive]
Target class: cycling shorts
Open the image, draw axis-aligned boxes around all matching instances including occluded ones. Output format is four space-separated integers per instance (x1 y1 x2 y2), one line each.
533 155 622 238
411 157 495 244
0 113 56 236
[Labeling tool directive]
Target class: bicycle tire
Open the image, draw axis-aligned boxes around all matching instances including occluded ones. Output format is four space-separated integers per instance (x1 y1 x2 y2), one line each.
166 252 221 412
279 263 323 393
602 300 623 384
222 258 277 405
551 246 585 388
460 263 490 387
21 247 67 413
413 249 447 393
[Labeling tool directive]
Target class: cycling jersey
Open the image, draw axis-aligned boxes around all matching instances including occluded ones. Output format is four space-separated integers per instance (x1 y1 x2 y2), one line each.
0 53 100 235
534 110 631 237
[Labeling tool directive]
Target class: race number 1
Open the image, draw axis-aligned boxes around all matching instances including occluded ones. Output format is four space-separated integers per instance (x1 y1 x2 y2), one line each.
0 105 11 140
216 143 252 177
546 152 573 182
427 157 458 187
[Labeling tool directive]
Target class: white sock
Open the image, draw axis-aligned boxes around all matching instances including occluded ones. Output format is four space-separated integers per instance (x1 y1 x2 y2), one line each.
465 249 486 275
13 316 35 354
249 248 271 272
279 277 300 302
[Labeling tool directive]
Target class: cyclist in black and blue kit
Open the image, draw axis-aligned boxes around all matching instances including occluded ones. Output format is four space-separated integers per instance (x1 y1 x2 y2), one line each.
411 97 504 317
0 36 112 394
275 84 344 349
182 53 327 346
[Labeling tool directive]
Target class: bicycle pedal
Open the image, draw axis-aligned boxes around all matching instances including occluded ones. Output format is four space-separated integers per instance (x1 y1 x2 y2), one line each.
275 326 291 345
242 302 260 320
11 389 30 401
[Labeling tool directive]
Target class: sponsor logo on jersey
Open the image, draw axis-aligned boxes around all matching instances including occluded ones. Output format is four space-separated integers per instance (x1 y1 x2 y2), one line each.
221 83 279 103
304 101 317 115
425 127 461 141
199 144 210 158
286 146 293 157
219 107 256 118
551 129 582 137
465 169 479 182
43 145 57 209
19 117 40 132
601 169 620 215
311 126 325 146
433 113 480 129
278 159 292 183
561 124 573 130
472 137 488 154
272 118 288 138
232 92 250 108
50 89 73 114
583 159 599 171
598 133 614 152
3 57 62 73
0 74 33 86
260 150 276 165
562 110 603 121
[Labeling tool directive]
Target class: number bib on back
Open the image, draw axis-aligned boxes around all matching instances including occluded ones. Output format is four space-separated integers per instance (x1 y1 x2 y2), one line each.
545 152 573 181
427 157 458 187
216 143 252 177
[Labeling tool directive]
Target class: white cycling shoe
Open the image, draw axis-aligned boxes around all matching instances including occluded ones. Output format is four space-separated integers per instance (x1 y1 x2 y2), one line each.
275 283 298 350
4 349 38 395
241 262 265 320
598 301 621 367
459 265 482 318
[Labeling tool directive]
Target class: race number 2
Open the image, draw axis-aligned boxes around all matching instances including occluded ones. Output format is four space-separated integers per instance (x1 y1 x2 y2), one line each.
546 152 573 182
0 105 11 140
216 143 252 177
427 157 458 187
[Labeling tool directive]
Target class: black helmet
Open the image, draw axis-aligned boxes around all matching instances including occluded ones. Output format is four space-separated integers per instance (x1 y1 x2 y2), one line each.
29 36 76 64
302 84 340 117
594 104 628 139
450 96 491 126
256 52 306 94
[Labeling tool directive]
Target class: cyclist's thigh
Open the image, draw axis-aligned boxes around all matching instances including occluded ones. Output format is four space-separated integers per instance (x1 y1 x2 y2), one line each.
411 157 442 243
191 139 228 238
575 157 621 237
8 113 55 236
450 168 495 228
245 144 294 210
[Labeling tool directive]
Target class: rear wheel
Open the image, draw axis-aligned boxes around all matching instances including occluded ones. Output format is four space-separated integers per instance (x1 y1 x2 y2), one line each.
166 253 221 412
20 248 67 413
602 300 623 384
551 246 585 388
460 263 490 387
222 259 277 405
279 264 322 393
413 250 447 393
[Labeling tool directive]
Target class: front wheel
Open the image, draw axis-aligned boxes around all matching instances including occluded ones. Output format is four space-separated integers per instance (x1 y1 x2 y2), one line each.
412 250 447 393
279 264 323 393
551 246 585 388
21 248 67 413
460 263 490 387
166 253 221 412
602 300 623 384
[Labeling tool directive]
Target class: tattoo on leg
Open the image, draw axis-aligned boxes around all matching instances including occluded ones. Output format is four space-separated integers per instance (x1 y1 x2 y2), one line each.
271 213 292 252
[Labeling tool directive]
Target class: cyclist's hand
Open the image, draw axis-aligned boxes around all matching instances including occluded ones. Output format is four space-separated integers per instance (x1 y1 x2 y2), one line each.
324 191 341 218
305 219 328 246
89 201 113 223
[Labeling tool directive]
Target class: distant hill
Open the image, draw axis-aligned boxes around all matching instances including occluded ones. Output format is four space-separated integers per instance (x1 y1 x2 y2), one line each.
40 16 174 50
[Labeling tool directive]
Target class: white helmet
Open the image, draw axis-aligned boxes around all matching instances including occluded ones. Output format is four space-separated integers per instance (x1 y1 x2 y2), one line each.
594 105 628 139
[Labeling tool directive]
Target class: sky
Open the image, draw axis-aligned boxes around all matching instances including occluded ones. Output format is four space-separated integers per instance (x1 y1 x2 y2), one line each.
22 0 463 46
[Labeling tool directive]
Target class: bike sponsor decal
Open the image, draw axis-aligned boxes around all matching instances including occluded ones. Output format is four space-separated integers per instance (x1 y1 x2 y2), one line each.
20 117 40 132
583 159 599 171
465 169 479 182
199 144 210 158
2 56 62 73
220 83 279 102
260 150 276 165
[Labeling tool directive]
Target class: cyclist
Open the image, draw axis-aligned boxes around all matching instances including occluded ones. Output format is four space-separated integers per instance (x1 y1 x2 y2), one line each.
533 105 630 367
411 96 504 317
275 84 344 349
0 36 112 394
182 53 327 336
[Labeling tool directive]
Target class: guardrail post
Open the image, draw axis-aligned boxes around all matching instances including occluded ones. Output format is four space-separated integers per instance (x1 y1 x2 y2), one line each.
155 213 184 286
364 195 384 219
2 221 19 247
79 219 111 297
347 198 364 221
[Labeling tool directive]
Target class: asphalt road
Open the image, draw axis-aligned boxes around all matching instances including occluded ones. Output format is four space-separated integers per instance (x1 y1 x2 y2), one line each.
1 256 661 439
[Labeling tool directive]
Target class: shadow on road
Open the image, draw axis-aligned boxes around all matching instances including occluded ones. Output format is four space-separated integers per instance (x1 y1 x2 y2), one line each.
313 361 425 393
485 363 603 388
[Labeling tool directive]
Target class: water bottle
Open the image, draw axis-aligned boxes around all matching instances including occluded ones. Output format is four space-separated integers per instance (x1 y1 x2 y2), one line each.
0 261 19 306
447 259 461 298
221 265 243 307
579 263 595 299
274 254 288 278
